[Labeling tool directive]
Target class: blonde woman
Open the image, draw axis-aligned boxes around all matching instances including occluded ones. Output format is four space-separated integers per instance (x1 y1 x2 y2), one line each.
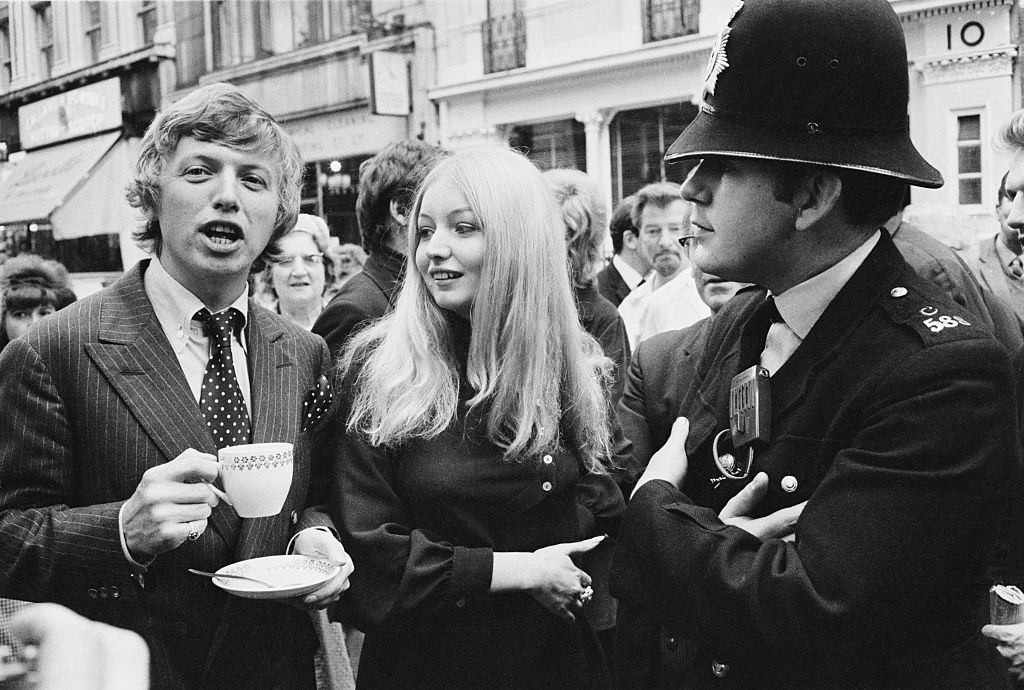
330 147 625 688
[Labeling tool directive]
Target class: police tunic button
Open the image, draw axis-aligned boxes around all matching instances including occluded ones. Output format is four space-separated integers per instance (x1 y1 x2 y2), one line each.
542 454 553 465
87 588 99 599
890 286 908 298
711 660 730 678
781 475 799 493
455 598 466 608
542 481 552 492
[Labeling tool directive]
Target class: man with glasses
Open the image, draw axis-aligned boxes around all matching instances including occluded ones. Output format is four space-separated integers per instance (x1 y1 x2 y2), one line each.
617 181 710 349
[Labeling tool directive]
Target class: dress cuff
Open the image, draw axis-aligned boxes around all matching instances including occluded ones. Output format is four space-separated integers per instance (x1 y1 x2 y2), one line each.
117 503 152 574
451 545 493 597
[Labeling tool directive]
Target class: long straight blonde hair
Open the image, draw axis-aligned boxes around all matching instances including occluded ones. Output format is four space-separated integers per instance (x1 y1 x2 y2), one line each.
339 146 612 471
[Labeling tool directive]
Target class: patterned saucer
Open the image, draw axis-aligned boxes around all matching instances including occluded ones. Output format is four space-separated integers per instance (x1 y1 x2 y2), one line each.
212 555 339 600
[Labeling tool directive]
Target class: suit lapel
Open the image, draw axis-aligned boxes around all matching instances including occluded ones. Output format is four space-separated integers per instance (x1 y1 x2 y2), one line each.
978 236 1014 305
85 262 241 546
86 264 214 461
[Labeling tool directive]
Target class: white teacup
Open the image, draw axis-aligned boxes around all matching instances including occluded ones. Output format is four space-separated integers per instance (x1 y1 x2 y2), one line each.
217 442 294 518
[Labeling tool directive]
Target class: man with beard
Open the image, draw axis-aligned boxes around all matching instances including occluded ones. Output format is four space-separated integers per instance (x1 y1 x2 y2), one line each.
617 182 710 349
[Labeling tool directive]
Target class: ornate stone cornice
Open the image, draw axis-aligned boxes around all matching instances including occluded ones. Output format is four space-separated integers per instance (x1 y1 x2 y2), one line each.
914 45 1016 84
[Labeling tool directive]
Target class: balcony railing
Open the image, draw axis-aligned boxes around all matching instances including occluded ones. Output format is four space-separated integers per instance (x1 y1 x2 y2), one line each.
482 11 525 74
643 0 699 42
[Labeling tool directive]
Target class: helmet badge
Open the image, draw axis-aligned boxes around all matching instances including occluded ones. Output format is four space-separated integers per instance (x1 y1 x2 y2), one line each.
703 1 744 99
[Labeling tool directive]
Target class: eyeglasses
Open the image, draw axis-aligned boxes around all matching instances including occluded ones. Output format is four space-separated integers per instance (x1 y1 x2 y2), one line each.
274 253 324 267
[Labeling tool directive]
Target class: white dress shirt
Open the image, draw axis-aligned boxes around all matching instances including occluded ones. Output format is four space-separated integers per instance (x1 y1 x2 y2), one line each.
618 269 712 350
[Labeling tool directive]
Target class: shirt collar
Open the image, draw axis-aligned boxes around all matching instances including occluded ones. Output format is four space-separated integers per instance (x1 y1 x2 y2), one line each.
612 255 644 289
773 231 880 340
144 257 249 354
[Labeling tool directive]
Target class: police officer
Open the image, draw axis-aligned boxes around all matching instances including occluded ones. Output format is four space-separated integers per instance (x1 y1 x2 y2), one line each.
610 0 1018 686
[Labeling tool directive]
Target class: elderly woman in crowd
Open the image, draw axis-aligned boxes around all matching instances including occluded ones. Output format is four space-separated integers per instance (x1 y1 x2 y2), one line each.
330 146 625 688
258 213 338 330
0 254 76 351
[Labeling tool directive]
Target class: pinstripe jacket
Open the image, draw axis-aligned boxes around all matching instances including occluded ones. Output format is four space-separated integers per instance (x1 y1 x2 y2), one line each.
0 261 334 689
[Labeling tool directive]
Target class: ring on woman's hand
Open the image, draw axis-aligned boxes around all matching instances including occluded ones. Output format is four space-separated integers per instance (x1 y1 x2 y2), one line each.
577 586 594 605
186 521 201 542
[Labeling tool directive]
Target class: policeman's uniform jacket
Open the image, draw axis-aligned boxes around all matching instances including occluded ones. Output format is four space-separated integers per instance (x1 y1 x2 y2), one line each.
611 231 1017 688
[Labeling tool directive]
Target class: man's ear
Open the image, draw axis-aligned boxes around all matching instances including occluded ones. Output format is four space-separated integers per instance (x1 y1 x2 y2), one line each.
623 230 639 250
793 170 842 232
389 198 407 227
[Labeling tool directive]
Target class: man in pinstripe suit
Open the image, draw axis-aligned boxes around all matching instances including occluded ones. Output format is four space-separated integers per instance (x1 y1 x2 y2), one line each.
0 83 352 688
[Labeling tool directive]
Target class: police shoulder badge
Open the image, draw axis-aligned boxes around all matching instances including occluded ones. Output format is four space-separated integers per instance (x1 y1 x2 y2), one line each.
703 1 744 99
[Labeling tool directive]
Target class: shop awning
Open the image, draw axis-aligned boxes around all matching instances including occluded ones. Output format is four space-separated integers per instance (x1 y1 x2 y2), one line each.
0 131 134 240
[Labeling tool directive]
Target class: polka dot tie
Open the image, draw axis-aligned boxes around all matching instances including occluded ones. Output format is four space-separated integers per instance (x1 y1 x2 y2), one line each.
195 308 251 449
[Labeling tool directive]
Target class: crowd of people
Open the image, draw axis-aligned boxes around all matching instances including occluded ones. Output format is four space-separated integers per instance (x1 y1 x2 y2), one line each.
2 0 1024 688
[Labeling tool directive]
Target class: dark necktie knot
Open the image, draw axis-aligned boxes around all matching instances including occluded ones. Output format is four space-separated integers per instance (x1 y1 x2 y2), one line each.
194 308 243 352
738 296 780 372
1011 256 1023 280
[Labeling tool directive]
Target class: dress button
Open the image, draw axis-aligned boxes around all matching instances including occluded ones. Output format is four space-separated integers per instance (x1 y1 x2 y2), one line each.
541 481 552 492
87 588 98 599
542 454 553 465
456 598 466 608
290 510 298 525
890 286 907 298
110 586 120 598
711 660 730 678
781 475 798 493
99 587 109 599
665 636 679 650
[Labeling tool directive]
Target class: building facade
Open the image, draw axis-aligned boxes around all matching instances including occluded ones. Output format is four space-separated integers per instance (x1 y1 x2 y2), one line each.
428 0 1023 245
0 0 1018 284
0 0 432 284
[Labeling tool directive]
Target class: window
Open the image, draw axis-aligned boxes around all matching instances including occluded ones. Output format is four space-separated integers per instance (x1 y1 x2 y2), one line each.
34 2 52 79
138 0 156 45
173 1 205 88
611 102 699 203
293 0 323 48
957 114 982 205
482 0 525 74
210 0 231 69
84 1 102 62
0 19 11 92
508 120 586 171
329 0 369 38
643 0 700 42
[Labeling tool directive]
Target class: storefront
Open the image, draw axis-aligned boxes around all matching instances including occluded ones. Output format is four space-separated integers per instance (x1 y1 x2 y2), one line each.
0 78 145 291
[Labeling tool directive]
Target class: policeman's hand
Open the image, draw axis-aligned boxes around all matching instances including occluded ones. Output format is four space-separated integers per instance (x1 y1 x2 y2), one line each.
718 472 805 541
632 417 690 499
121 448 222 561
289 528 354 610
983 623 1024 680
10 603 149 690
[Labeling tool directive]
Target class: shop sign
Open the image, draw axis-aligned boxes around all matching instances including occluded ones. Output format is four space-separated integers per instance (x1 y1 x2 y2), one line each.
369 51 411 116
19 77 123 150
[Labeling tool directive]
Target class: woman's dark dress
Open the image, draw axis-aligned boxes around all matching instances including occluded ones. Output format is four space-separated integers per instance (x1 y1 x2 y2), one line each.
329 323 625 688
